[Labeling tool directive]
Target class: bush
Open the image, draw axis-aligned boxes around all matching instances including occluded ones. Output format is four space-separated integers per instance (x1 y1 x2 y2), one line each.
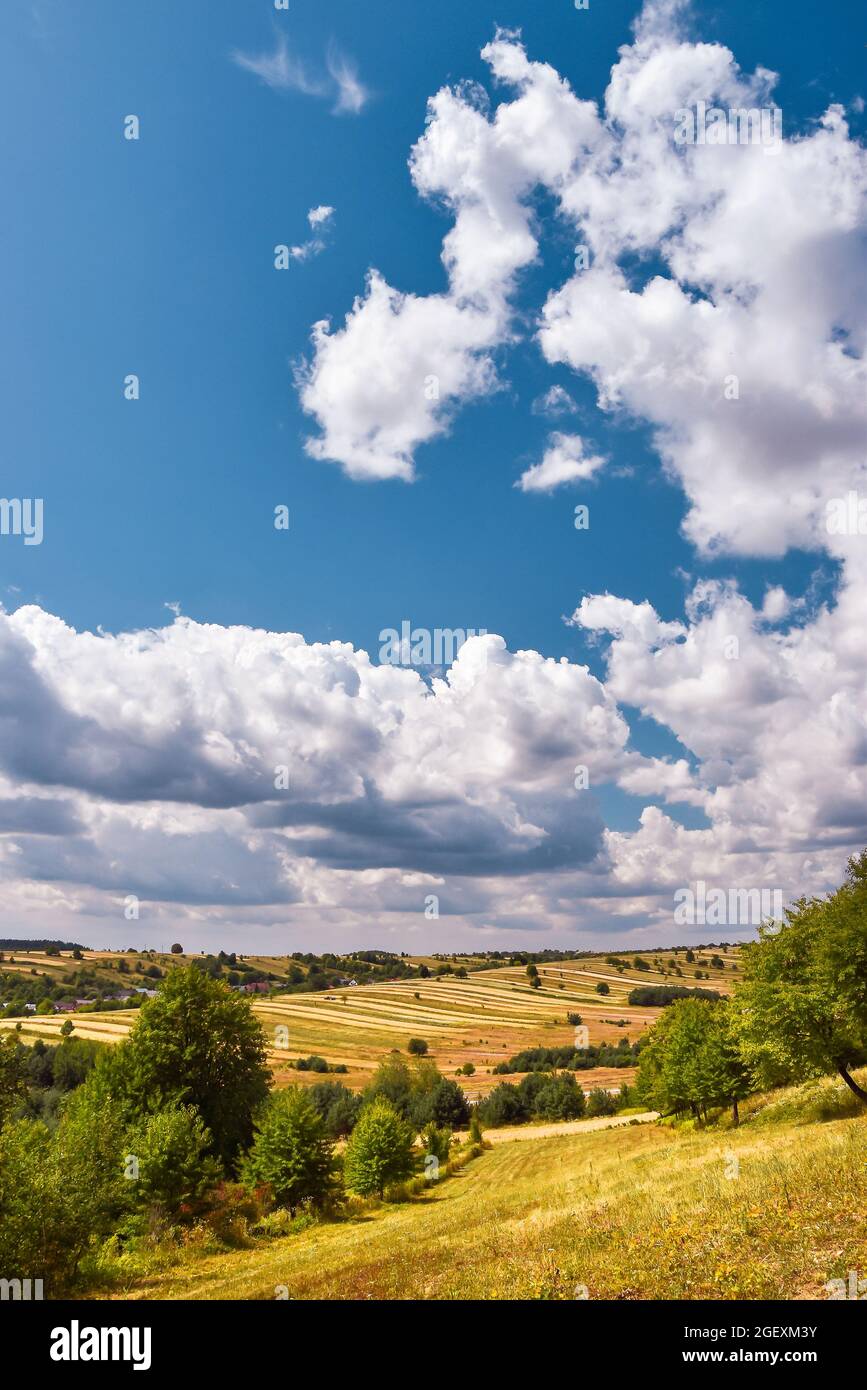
628 984 721 1007
532 1073 586 1122
586 1088 618 1118
295 1055 329 1073
202 1182 267 1245
125 1104 221 1219
307 1081 362 1138
477 1083 529 1128
242 1089 338 1215
409 1076 470 1130
407 1037 429 1056
343 1097 416 1198
420 1122 451 1165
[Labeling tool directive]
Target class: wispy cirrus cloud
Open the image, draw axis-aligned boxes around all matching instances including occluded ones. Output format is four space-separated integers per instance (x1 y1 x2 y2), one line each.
327 44 370 115
232 35 369 116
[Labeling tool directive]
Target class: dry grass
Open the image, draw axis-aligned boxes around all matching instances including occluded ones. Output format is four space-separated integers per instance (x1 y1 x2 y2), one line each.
104 1068 866 1302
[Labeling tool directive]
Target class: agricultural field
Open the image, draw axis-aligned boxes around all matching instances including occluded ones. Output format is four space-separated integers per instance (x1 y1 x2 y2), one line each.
0 946 740 1099
105 1069 867 1302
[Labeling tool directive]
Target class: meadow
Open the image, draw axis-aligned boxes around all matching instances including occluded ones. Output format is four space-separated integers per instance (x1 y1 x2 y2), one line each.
104 1068 867 1302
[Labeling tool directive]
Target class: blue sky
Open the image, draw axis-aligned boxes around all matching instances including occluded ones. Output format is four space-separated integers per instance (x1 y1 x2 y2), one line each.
0 0 864 950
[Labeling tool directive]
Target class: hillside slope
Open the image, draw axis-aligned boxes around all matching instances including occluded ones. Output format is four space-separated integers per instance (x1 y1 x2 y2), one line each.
107 1074 867 1302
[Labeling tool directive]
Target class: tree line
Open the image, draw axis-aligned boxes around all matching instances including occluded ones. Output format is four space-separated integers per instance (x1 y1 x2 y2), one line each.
635 852 867 1121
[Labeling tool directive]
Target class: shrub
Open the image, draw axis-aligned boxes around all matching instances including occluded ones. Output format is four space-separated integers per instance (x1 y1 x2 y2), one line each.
242 1089 338 1215
420 1122 451 1166
477 1083 529 1128
343 1097 416 1198
125 1104 221 1218
407 1037 429 1056
586 1088 618 1118
532 1073 586 1122
307 1081 363 1138
409 1076 470 1130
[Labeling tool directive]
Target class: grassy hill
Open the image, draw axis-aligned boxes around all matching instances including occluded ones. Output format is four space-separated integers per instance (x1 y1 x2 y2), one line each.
101 1068 866 1302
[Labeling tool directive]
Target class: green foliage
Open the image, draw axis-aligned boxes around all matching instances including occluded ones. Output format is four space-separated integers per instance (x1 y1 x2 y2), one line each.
0 1086 130 1293
294 1054 329 1072
731 854 867 1100
343 1097 416 1197
628 984 720 1006
307 1080 363 1138
126 1105 221 1217
92 964 269 1167
476 1082 528 1127
242 1089 338 1214
494 1040 640 1074
407 1037 429 1056
364 1052 414 1117
468 1111 483 1145
532 1072 585 1121
420 1122 451 1165
636 999 750 1117
586 1087 618 1117
0 1033 30 1127
595 982 610 995
408 1075 470 1130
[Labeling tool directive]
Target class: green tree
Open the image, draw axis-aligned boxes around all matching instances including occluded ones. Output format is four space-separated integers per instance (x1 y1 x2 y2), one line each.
242 1089 338 1214
343 1097 415 1197
170 943 183 954
307 1080 362 1138
0 1034 29 1128
409 1075 470 1130
532 1072 585 1121
595 982 610 995
732 854 867 1103
637 998 750 1122
363 1052 413 1118
586 1087 618 1117
126 1104 221 1217
407 1037 429 1056
420 1122 451 1166
91 965 269 1167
